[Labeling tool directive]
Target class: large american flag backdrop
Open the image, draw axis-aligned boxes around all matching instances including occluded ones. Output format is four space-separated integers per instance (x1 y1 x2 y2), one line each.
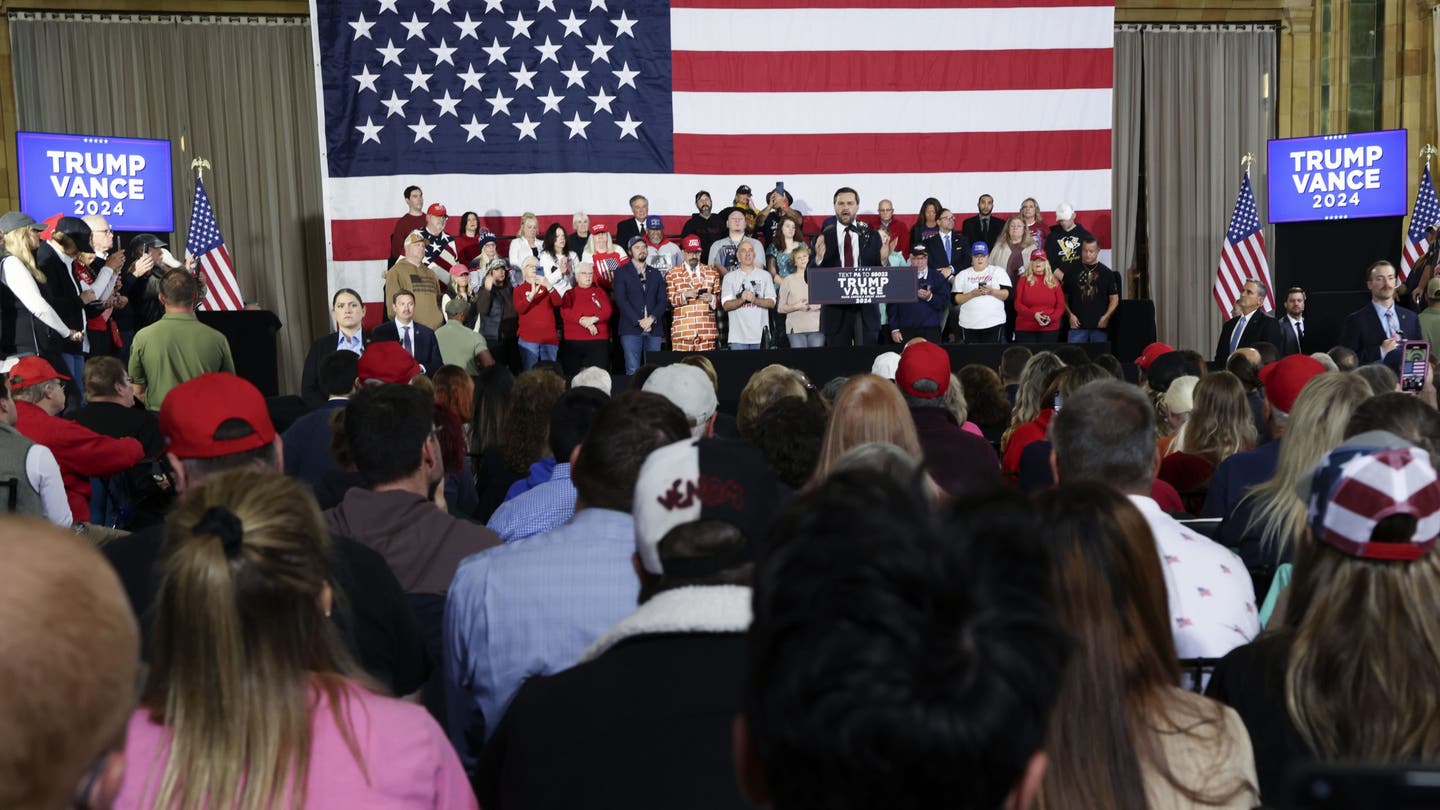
309 0 1115 305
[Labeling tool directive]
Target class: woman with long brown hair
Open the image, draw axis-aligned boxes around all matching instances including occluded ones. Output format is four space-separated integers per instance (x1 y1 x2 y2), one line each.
1209 444 1440 798
115 470 473 809
958 363 1012 446
1159 371 1256 508
987 214 1037 281
810 374 927 488
1033 483 1258 809
909 197 944 248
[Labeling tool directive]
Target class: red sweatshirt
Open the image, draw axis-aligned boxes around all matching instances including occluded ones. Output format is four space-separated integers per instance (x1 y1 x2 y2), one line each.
14 400 144 522
513 282 559 344
552 286 613 341
1013 276 1066 333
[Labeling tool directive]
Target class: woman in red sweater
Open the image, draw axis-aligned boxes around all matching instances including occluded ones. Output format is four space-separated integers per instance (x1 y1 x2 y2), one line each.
554 262 613 375
1013 249 1065 344
512 256 559 370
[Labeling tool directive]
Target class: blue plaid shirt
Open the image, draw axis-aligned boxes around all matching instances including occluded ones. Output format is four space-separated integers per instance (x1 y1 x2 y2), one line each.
443 507 638 769
487 463 574 543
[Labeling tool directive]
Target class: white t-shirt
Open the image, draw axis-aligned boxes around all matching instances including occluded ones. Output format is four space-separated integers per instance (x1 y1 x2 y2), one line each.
721 268 775 345
952 264 1011 329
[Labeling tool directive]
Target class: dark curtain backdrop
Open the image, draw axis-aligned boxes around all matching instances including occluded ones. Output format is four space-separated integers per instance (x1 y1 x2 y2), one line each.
9 11 326 395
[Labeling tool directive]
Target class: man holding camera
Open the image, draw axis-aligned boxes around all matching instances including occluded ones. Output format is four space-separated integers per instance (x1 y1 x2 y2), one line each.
666 235 722 352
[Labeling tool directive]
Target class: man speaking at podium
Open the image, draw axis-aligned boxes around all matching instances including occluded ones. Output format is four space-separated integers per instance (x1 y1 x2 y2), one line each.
816 187 882 346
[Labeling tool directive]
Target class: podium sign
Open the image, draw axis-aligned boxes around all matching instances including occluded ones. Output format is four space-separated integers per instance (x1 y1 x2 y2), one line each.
807 266 917 304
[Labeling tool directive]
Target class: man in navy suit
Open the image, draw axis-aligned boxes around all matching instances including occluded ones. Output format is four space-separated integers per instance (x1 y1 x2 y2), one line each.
371 290 441 374
1213 279 1284 364
816 187 883 346
1337 260 1420 364
923 209 971 277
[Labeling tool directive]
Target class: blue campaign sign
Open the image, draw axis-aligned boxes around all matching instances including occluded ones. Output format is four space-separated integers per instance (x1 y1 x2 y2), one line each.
1267 129 1408 223
16 131 173 231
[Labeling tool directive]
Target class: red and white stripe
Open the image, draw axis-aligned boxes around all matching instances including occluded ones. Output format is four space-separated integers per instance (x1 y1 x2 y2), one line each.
194 245 244 312
1403 235 1430 282
1213 233 1272 317
314 0 1114 304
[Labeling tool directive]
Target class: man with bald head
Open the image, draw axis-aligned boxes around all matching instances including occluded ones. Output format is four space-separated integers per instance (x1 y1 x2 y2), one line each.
0 518 139 810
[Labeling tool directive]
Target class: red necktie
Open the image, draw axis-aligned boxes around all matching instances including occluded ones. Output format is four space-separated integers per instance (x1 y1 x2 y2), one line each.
843 228 854 267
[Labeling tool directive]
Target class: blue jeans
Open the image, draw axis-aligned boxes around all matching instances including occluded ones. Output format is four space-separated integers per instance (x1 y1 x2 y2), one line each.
518 339 558 370
620 334 662 374
1068 328 1108 343
788 331 826 348
730 342 762 351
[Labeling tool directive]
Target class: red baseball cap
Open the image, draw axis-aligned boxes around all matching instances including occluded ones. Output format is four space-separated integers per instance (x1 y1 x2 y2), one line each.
1259 353 1325 413
358 342 422 384
7 356 69 390
895 341 951 399
426 203 448 217
1031 249 1048 262
1135 342 1175 371
682 234 702 252
590 222 609 235
159 373 275 459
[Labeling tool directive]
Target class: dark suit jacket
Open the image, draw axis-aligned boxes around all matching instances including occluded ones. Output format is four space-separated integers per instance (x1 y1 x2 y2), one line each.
1201 439 1281 519
961 215 1005 250
1337 301 1420 364
613 217 646 248
815 222 883 268
1277 316 1306 357
612 261 670 336
300 331 371 408
923 230 971 273
35 243 86 332
1214 310 1283 363
371 320 442 374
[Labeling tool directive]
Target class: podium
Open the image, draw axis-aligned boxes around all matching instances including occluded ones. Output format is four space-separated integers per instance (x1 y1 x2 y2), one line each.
196 310 283 397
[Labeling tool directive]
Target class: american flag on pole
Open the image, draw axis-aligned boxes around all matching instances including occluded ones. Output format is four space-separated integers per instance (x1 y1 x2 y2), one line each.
186 177 243 311
1213 169 1274 317
1401 164 1440 283
308 0 1115 306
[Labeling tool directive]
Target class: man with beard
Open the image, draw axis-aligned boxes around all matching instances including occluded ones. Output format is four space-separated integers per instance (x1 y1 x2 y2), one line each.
666 235 722 351
815 187 883 346
681 190 727 258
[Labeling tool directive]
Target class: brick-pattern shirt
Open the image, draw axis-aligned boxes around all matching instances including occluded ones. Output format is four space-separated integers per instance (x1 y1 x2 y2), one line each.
665 261 721 351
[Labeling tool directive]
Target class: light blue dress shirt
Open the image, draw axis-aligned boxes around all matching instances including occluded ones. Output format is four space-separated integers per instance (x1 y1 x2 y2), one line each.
443 507 639 769
336 331 364 355
485 463 576 543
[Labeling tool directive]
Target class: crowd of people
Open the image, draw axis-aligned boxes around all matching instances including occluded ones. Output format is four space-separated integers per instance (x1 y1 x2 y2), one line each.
362 184 1122 376
10 178 1440 809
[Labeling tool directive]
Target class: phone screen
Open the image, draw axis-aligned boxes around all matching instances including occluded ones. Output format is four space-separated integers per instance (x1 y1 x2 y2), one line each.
1401 341 1430 393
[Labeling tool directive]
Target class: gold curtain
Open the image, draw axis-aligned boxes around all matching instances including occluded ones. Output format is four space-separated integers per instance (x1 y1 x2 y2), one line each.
9 11 325 395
